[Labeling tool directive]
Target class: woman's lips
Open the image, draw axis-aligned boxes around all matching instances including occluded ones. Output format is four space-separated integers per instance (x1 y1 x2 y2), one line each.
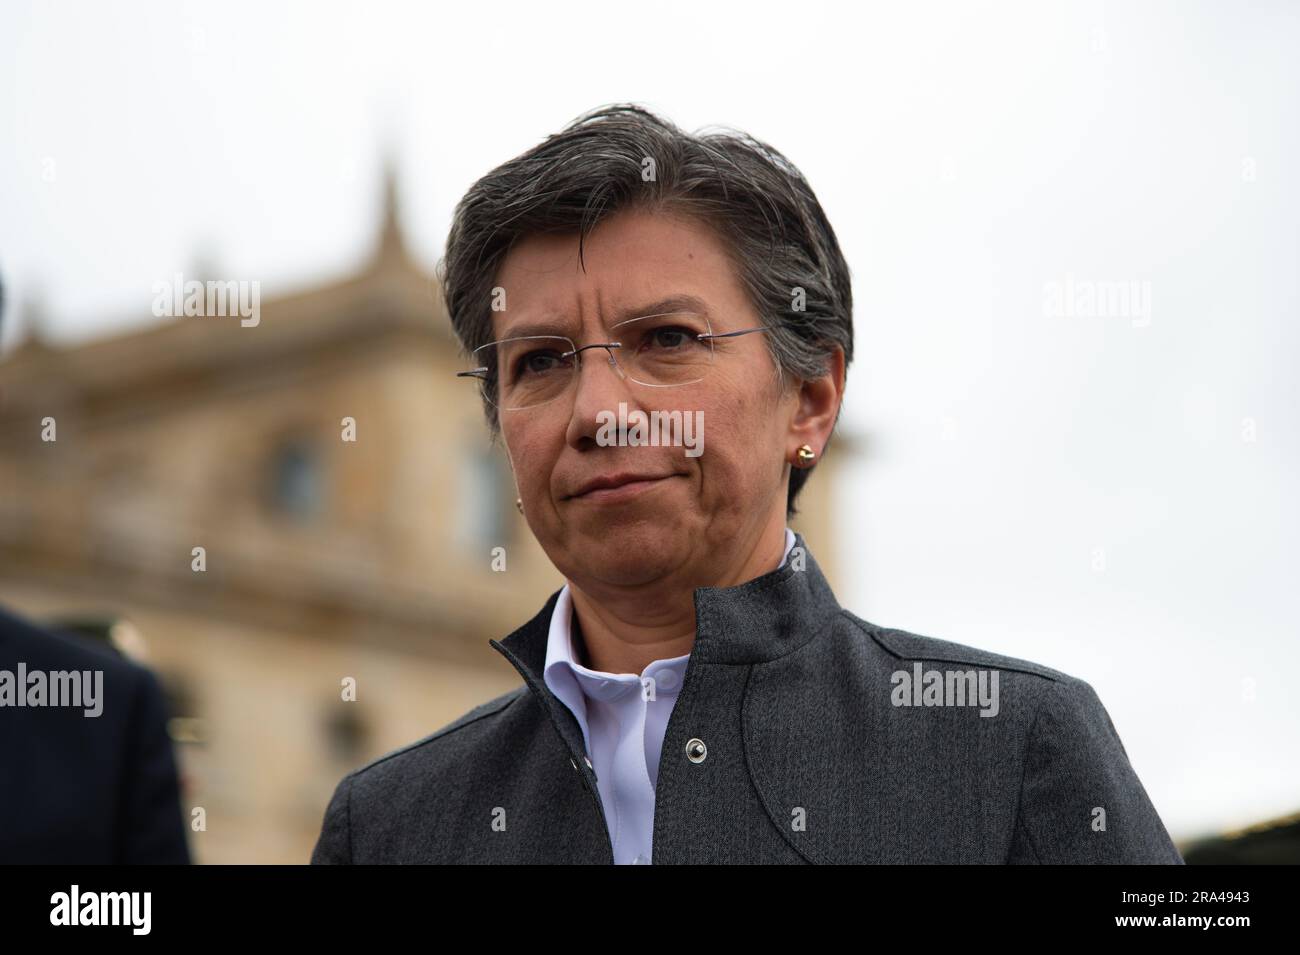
568 475 674 503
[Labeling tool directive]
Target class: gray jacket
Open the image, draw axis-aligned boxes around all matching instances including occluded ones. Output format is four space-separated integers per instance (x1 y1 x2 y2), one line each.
311 534 1184 864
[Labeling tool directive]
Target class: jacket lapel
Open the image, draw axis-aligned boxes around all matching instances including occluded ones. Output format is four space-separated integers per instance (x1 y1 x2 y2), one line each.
489 590 590 766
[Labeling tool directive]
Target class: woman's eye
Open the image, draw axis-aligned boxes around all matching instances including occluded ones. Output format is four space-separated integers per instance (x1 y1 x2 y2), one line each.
517 351 563 376
648 326 693 349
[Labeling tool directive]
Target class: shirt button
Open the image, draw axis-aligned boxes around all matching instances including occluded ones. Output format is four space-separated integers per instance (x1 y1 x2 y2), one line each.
685 738 707 763
657 670 679 691
633 854 650 864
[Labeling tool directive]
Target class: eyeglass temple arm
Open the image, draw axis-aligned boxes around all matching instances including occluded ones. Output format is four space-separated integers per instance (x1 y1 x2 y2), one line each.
697 326 768 341
456 368 489 379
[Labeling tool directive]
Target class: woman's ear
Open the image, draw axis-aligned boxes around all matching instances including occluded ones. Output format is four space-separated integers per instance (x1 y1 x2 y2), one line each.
788 345 846 454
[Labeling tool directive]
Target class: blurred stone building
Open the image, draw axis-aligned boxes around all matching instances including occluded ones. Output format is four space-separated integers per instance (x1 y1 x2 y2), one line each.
0 168 843 864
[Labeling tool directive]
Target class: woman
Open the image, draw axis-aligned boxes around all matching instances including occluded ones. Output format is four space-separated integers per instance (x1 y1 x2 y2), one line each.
313 104 1182 865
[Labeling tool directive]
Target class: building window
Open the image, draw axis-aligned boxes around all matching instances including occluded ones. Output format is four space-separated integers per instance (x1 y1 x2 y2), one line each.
323 703 369 764
457 446 508 551
267 438 323 520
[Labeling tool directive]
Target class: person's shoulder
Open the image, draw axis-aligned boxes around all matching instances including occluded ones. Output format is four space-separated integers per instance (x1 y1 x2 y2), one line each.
833 607 1118 727
838 607 1077 685
831 612 1179 863
0 605 140 673
833 610 1132 764
312 684 534 862
0 605 160 716
341 684 530 789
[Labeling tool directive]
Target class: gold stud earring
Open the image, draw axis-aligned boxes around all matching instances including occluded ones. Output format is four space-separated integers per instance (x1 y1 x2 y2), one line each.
515 497 524 514
796 444 816 467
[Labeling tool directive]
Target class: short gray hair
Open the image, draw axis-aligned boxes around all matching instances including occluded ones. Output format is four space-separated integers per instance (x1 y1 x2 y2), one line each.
436 103 854 517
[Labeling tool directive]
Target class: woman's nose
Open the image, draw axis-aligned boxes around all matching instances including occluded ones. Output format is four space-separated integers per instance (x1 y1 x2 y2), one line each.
565 345 632 443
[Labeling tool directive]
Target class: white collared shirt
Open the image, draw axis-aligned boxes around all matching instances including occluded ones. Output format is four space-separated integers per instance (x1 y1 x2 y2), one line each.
543 527 797 864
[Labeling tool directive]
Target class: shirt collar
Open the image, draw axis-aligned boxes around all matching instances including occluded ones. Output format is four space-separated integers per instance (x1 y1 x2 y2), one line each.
495 526 830 679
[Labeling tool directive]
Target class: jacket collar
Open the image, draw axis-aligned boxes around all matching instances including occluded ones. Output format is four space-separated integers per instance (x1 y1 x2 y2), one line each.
490 530 841 689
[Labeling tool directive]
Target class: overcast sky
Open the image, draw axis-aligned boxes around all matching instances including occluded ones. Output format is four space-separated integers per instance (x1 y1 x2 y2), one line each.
2 0 1297 841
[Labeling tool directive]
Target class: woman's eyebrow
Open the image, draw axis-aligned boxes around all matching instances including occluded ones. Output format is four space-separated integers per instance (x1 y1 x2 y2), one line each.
494 319 574 340
610 293 712 323
498 294 713 339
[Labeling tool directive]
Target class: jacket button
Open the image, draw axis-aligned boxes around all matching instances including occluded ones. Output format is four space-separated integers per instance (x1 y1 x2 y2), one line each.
685 738 707 763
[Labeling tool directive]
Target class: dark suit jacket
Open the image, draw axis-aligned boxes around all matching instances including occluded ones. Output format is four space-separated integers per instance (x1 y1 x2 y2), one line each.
313 534 1183 864
0 606 191 864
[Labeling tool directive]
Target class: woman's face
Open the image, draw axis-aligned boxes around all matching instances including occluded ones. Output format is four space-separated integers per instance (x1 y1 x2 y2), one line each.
492 206 821 592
